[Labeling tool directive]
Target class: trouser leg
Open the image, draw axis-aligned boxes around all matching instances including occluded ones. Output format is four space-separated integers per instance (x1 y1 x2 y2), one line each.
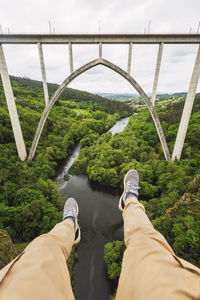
0 219 75 300
116 197 200 300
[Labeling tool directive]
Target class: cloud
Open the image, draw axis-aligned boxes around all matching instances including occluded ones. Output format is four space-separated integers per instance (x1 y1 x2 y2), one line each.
0 0 200 93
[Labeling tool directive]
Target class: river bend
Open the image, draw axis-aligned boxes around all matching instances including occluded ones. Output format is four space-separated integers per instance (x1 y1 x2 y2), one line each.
55 117 129 300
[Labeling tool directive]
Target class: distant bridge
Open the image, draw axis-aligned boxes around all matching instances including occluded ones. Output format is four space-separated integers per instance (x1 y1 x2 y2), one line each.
0 34 200 161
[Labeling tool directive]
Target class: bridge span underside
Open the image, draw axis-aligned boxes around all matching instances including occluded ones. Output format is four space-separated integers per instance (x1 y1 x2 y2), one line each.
1 33 200 44
0 34 200 161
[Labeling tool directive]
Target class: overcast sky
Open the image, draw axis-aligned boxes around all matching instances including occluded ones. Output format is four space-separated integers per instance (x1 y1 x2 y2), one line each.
0 0 200 94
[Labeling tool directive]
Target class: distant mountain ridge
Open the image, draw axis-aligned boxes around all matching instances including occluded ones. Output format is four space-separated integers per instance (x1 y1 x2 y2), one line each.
0 76 191 102
96 92 138 99
7 76 112 103
96 92 189 100
0 75 132 114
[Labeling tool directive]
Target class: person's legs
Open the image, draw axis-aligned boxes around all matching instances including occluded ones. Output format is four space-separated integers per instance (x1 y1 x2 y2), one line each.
0 198 80 300
116 170 200 300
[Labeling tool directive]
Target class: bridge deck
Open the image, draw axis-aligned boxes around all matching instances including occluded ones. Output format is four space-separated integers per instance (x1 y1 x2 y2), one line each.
0 33 200 44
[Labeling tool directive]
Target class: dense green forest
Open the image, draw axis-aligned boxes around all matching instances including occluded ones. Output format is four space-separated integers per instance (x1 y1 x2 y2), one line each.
102 98 200 290
0 76 132 244
0 76 200 292
68 96 200 278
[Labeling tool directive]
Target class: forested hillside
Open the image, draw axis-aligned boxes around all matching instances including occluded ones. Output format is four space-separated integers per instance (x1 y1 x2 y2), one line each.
0 76 132 246
0 75 199 290
100 97 200 289
68 96 200 272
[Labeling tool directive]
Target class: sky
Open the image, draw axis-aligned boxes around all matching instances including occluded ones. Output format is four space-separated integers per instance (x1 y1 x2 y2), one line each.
0 0 200 95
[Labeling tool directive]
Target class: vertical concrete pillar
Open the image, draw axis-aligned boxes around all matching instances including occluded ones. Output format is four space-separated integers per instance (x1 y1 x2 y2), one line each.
127 42 133 74
69 42 74 73
38 43 49 106
0 44 27 161
172 45 200 161
99 42 102 59
151 42 164 105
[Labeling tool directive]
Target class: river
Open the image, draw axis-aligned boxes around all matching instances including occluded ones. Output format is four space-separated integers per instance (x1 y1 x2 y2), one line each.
55 117 129 300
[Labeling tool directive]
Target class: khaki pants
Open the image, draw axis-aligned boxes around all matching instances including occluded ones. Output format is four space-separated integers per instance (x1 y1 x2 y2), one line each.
116 197 200 299
0 197 200 300
0 220 75 300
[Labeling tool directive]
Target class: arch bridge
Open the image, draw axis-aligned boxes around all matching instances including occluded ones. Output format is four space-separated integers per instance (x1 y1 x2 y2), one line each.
0 34 200 161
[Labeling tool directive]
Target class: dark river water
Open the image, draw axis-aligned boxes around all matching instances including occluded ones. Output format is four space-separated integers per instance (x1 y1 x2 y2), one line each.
55 117 129 300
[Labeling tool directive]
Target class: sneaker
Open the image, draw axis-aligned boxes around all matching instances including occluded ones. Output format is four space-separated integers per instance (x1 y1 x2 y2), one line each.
119 169 140 211
63 197 81 244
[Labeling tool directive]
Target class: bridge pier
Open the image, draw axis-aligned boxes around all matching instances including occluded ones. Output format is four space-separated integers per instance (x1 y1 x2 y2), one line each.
0 44 27 161
38 43 49 106
69 43 74 73
127 43 133 74
172 45 200 161
99 43 102 59
151 42 164 105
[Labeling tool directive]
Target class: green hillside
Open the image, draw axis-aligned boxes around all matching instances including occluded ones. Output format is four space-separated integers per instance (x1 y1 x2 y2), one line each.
67 94 200 276
101 97 200 290
8 76 132 111
0 75 199 284
0 76 132 249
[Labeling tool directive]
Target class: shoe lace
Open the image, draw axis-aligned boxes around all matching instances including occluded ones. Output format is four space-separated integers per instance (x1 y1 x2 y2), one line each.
64 208 76 218
126 182 140 192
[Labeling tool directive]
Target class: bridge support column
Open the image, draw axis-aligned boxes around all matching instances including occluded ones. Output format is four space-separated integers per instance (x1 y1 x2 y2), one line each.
99 43 102 59
172 45 200 161
0 44 27 161
127 43 133 74
38 43 49 106
151 42 164 105
69 43 74 73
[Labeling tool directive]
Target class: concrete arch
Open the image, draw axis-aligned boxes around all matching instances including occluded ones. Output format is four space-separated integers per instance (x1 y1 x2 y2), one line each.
28 58 170 160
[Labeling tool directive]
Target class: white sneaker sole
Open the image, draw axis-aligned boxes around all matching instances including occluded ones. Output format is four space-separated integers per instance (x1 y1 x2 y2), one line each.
73 201 81 244
118 170 139 211
118 171 130 211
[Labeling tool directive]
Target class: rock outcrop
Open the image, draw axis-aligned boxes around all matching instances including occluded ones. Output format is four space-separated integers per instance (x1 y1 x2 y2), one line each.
0 230 17 269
